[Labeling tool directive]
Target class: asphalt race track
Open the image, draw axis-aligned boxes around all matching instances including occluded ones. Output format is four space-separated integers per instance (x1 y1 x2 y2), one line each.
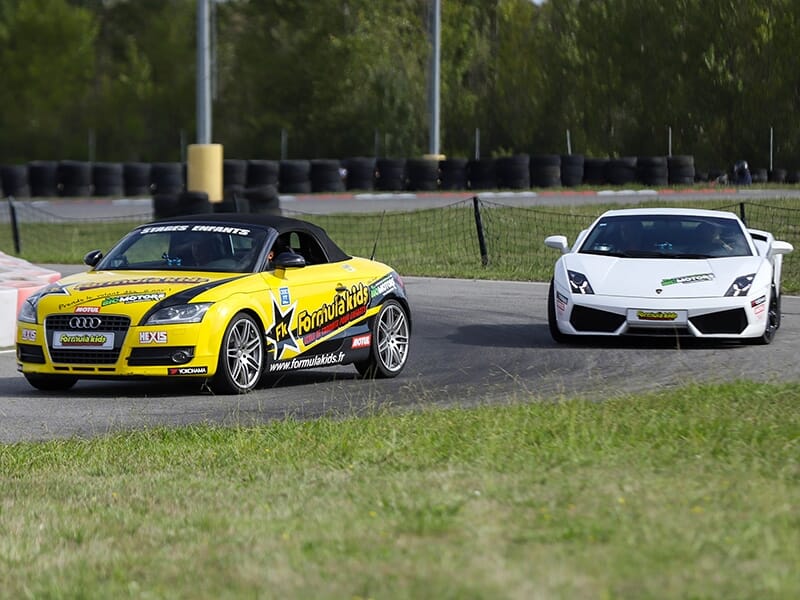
2 276 799 443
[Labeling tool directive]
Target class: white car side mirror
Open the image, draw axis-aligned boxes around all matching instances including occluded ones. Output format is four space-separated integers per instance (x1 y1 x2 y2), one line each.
772 240 794 255
544 235 569 254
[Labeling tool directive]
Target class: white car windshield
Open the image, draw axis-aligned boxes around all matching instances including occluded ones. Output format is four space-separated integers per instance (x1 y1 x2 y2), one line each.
97 224 269 272
579 215 753 259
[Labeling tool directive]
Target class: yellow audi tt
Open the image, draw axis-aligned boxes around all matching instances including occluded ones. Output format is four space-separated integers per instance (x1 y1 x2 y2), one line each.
16 214 411 394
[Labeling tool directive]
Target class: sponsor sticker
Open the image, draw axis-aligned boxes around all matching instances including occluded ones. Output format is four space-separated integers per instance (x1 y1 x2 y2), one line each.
74 306 101 314
298 283 370 345
556 291 568 313
351 333 371 349
139 331 168 344
661 273 714 287
167 366 208 375
21 328 36 342
53 331 114 350
265 292 300 360
279 287 291 306
268 352 346 372
102 293 165 307
370 275 396 297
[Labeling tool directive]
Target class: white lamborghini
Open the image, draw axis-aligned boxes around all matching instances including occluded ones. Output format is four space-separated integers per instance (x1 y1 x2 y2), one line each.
544 208 793 344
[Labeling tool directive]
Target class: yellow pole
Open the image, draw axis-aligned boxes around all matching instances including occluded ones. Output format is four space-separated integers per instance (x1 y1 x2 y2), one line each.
187 143 223 203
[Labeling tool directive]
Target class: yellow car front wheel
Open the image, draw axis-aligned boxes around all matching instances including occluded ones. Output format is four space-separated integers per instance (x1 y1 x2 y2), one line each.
210 312 265 394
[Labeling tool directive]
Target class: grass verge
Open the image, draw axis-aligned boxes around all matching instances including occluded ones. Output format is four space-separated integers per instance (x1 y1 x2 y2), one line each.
3 196 799 292
2 381 798 598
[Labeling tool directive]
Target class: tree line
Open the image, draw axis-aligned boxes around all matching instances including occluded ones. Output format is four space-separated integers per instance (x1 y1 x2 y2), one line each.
1 0 798 174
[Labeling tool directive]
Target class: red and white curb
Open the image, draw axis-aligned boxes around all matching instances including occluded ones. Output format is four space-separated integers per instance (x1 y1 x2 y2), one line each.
0 252 60 347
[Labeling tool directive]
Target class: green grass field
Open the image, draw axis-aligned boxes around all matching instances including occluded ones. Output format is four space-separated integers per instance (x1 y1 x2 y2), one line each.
2 383 798 598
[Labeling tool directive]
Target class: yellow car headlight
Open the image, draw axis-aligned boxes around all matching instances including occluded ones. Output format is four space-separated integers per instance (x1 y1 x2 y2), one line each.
145 302 212 325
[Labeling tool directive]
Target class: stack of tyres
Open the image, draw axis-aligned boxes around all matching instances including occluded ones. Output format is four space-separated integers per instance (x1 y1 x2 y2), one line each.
343 157 375 191
123 162 152 196
439 158 468 191
310 159 345 192
375 158 406 191
667 155 695 185
58 160 92 197
150 162 184 194
405 158 439 191
496 154 530 189
560 155 584 187
246 160 279 187
92 162 124 196
636 156 668 186
28 161 58 197
0 165 30 197
529 155 560 188
467 158 496 191
279 160 311 194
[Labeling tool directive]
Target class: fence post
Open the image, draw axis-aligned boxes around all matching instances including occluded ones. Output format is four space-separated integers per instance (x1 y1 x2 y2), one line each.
472 195 488 266
7 196 20 253
739 202 747 225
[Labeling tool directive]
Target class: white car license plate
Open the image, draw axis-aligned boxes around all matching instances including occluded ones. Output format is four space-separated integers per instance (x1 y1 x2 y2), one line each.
626 309 688 325
52 331 115 350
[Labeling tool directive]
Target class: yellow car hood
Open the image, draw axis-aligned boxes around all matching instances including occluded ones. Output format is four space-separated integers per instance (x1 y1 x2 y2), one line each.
35 270 243 320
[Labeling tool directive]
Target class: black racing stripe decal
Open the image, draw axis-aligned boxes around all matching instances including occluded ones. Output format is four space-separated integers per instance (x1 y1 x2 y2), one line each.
138 276 246 325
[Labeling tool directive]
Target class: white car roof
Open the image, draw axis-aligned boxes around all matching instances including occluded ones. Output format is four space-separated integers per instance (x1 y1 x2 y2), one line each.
599 207 740 220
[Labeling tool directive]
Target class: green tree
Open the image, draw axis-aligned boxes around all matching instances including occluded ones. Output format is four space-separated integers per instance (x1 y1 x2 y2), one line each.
0 0 96 163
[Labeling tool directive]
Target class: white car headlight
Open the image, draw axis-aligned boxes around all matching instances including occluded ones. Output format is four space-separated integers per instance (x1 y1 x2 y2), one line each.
724 274 755 297
568 270 594 294
145 302 212 325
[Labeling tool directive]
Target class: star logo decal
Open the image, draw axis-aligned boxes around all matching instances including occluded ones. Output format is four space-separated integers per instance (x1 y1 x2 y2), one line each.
265 292 300 360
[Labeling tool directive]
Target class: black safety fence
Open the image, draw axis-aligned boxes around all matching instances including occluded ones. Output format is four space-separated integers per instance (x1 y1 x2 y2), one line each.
2 196 800 289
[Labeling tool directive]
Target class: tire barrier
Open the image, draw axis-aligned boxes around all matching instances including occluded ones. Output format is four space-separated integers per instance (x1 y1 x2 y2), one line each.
529 154 560 188
152 193 181 218
496 154 531 190
439 157 468 190
310 159 345 193
0 252 60 348
583 157 608 185
636 156 669 186
375 158 406 191
177 190 212 215
279 159 312 194
246 185 280 215
14 152 800 199
751 167 768 184
246 160 279 187
769 168 787 183
405 157 439 191
560 154 584 187
28 161 59 197
58 160 92 197
150 162 184 194
667 155 695 185
123 162 152 196
223 159 248 192
342 157 376 190
467 158 496 190
605 157 637 185
92 162 124 196
1 164 31 197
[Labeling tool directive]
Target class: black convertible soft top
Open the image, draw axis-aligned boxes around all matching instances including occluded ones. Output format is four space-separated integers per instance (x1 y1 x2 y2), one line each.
152 212 351 262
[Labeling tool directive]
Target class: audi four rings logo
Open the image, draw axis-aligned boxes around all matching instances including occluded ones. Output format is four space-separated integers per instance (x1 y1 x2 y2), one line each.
69 316 102 329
